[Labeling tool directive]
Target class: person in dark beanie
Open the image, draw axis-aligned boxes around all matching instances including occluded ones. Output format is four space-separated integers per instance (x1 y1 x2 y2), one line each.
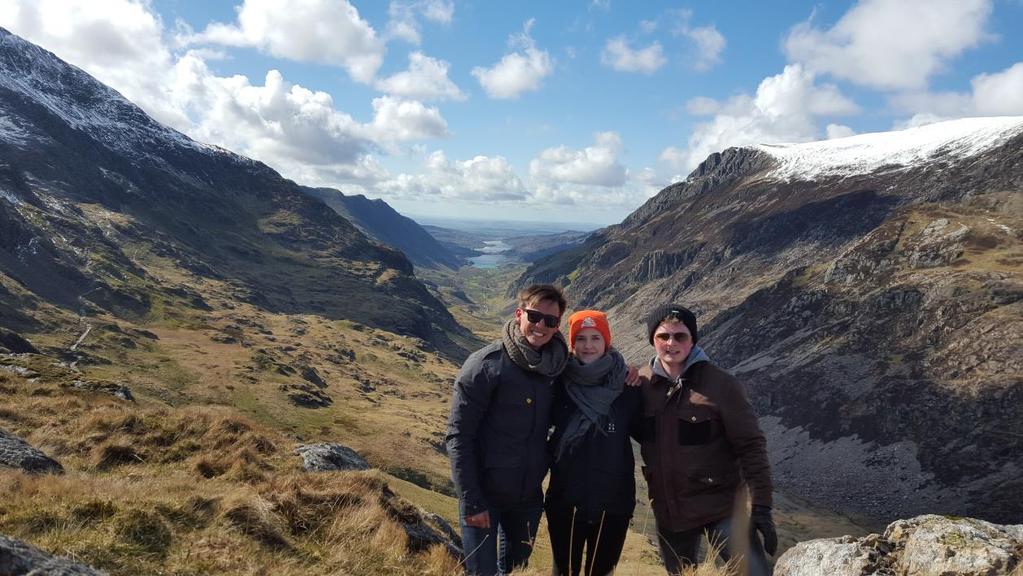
638 304 776 576
544 310 643 576
446 284 569 576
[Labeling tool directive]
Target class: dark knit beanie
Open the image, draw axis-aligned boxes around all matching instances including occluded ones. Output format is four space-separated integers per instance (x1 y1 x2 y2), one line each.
645 304 698 344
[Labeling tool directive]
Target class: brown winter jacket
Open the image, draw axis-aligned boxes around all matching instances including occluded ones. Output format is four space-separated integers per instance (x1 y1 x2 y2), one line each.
638 359 773 532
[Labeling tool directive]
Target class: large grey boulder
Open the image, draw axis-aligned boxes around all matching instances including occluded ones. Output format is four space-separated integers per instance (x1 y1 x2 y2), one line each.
0 534 106 575
0 429 63 474
774 535 874 576
776 514 1023 576
888 515 1023 576
294 443 370 472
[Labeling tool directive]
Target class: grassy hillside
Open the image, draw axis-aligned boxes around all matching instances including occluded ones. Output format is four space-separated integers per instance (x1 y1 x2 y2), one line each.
1 247 878 575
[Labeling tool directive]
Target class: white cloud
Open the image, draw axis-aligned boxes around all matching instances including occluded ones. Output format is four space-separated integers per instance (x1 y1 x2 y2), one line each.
379 151 528 202
529 132 627 187
193 0 385 83
173 63 375 168
887 62 1023 121
663 64 860 172
670 9 726 71
971 62 1023 115
686 96 720 116
826 124 856 139
600 36 666 74
374 52 465 101
784 0 993 90
386 0 454 44
686 25 726 71
472 19 554 99
368 96 448 142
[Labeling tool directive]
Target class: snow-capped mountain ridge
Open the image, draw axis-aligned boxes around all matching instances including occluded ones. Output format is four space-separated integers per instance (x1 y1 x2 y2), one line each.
754 116 1023 181
0 27 209 158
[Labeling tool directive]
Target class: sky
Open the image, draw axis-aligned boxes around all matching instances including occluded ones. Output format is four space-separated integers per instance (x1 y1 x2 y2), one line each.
1 1 1022 226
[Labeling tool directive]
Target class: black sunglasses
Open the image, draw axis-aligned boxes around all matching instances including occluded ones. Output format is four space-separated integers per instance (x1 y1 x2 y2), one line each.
523 308 560 328
654 331 690 343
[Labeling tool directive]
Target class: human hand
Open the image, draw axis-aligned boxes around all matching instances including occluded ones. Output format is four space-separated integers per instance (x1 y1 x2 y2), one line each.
625 365 642 387
751 504 778 556
464 510 491 529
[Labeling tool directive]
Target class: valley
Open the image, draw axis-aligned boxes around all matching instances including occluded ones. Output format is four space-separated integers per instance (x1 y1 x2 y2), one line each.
1 25 1020 576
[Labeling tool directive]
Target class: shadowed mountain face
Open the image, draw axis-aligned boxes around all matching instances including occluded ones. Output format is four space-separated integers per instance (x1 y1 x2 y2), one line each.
517 124 1023 523
299 186 462 270
0 28 473 359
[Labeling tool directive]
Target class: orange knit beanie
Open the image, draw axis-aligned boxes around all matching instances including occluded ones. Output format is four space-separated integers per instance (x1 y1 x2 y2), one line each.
567 310 612 353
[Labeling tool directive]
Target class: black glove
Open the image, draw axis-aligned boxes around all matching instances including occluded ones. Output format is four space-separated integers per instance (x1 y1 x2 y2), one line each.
751 504 778 556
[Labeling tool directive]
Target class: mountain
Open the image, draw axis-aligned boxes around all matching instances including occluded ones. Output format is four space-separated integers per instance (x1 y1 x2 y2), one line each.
0 27 474 359
517 117 1023 524
299 186 463 270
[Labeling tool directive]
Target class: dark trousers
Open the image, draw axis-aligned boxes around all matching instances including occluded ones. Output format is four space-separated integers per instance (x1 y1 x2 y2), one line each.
459 498 543 576
656 516 770 576
546 506 631 576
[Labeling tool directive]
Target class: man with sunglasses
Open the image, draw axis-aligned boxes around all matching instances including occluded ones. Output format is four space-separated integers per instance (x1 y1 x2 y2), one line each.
446 284 569 576
638 304 775 576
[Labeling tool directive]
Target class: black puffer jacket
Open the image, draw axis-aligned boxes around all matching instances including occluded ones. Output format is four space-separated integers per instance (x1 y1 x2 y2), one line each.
544 382 643 521
446 341 556 515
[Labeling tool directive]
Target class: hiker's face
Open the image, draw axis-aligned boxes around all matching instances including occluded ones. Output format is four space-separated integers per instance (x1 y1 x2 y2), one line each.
515 298 561 350
573 327 606 364
653 320 693 369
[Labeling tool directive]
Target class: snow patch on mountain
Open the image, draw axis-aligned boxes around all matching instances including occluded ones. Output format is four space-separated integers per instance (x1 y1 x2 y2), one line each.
0 112 34 148
756 116 1023 181
0 187 20 205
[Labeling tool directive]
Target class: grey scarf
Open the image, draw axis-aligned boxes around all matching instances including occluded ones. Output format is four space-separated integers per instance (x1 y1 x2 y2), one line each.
501 318 569 378
554 347 627 461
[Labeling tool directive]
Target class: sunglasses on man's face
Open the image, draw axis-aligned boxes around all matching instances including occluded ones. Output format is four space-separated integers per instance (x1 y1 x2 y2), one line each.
523 309 560 328
654 331 691 343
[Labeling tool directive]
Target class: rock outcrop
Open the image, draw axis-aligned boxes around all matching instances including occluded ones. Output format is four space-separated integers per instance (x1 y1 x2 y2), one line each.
776 515 1023 576
0 534 105 575
0 329 38 354
0 429 63 474
295 443 370 472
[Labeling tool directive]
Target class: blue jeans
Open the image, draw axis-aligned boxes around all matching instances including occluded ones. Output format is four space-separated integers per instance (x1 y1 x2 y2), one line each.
656 516 770 576
459 499 543 576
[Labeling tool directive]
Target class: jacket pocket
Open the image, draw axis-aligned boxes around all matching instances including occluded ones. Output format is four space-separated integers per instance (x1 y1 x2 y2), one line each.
687 466 740 490
483 452 524 499
677 417 715 445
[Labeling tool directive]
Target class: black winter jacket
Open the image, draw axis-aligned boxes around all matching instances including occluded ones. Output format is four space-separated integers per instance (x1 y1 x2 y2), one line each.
446 341 556 515
544 382 643 521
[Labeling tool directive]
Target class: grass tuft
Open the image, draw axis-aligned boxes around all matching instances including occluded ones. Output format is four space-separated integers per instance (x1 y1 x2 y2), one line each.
92 443 145 470
114 509 173 557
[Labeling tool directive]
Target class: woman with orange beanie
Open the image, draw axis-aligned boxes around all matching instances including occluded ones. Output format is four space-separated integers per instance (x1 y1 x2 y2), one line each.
544 310 643 576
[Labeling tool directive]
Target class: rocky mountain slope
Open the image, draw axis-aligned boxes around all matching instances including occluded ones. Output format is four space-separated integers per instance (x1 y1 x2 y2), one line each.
299 186 463 270
517 117 1023 524
0 27 473 359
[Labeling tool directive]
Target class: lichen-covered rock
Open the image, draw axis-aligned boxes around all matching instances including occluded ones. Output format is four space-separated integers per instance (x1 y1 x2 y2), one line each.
776 515 1023 576
0 533 106 575
774 535 873 576
887 515 1022 576
67 380 135 402
294 443 369 472
0 428 63 474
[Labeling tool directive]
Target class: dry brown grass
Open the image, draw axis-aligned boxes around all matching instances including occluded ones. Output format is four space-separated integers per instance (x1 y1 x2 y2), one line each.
0 367 465 575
